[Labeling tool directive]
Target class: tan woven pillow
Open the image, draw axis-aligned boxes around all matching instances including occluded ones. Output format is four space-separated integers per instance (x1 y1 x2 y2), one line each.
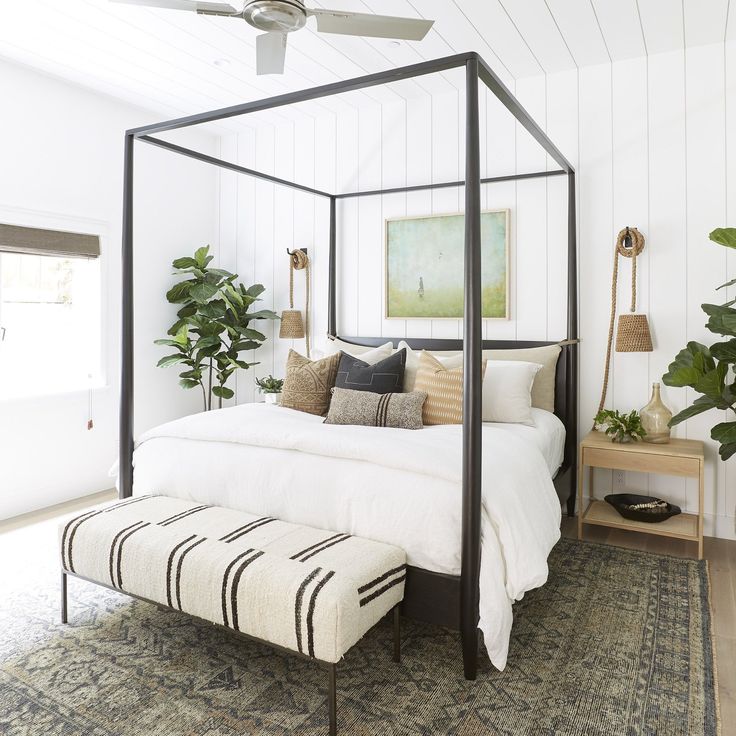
280 349 340 416
414 352 486 425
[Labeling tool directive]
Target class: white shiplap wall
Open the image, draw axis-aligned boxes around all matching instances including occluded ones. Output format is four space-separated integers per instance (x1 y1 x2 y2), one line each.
219 42 736 540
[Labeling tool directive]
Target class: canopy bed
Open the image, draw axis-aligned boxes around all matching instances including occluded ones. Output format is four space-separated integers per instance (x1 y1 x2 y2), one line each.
119 52 578 680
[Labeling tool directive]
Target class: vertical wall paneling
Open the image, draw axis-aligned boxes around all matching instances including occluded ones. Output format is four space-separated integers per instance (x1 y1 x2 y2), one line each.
578 62 614 495
685 43 727 523
514 75 549 341
610 56 650 492
647 49 688 508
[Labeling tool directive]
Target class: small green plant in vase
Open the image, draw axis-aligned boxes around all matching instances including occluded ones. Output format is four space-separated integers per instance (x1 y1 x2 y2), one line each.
595 409 647 443
255 375 284 405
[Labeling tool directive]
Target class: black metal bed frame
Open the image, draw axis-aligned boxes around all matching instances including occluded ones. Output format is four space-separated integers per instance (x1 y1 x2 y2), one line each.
119 51 578 682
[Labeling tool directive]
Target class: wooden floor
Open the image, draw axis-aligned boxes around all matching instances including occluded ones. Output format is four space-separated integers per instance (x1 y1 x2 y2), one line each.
564 516 735 727
1 494 733 726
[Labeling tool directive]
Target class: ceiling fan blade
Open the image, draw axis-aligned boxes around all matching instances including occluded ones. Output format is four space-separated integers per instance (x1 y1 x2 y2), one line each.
307 9 433 41
110 0 238 15
256 32 288 75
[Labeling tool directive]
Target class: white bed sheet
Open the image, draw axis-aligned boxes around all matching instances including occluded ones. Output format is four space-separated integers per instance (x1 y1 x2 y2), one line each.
128 404 562 670
489 408 566 476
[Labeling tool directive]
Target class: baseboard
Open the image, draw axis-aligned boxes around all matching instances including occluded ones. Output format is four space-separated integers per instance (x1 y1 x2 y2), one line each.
0 488 117 534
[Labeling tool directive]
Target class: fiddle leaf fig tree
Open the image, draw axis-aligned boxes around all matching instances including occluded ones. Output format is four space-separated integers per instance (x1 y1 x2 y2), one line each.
155 245 278 411
663 228 736 460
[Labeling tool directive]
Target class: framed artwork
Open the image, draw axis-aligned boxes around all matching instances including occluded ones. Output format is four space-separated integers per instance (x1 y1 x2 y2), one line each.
385 209 509 320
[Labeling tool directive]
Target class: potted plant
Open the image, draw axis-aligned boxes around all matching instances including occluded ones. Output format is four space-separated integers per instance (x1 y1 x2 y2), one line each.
155 245 279 411
255 375 284 405
663 228 736 460
594 409 647 443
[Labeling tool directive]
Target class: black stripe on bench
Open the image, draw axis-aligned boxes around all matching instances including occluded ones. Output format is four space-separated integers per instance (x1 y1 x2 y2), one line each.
116 522 150 589
290 533 350 562
295 567 322 654
220 517 275 543
230 550 265 631
159 505 209 527
357 564 407 595
108 521 148 588
359 574 406 608
307 570 336 658
166 535 196 609
175 537 207 610
221 549 256 628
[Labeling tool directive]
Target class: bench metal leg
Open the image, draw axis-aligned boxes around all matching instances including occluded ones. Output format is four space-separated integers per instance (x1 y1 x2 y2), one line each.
327 663 337 736
60 571 68 624
393 605 401 663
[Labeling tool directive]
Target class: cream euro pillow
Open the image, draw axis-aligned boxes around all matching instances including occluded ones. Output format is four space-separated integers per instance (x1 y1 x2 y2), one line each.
324 339 393 365
482 360 542 426
398 340 463 391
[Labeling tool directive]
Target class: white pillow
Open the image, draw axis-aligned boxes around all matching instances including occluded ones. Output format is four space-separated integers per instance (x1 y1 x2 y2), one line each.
398 341 463 391
482 360 542 426
325 339 393 365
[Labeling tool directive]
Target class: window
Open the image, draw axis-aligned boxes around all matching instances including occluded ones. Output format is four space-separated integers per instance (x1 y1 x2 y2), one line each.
0 224 102 399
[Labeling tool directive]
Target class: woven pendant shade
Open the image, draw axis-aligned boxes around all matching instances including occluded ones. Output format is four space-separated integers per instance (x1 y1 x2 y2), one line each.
616 313 653 352
279 308 305 339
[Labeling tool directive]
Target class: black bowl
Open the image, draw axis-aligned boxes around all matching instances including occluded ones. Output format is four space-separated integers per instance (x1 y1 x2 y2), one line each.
604 493 681 523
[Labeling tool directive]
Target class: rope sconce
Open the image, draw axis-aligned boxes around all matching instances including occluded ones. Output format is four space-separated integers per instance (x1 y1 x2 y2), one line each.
279 247 311 358
595 226 653 421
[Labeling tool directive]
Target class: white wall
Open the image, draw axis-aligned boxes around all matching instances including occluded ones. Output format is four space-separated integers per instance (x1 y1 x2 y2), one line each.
0 59 220 521
220 42 736 540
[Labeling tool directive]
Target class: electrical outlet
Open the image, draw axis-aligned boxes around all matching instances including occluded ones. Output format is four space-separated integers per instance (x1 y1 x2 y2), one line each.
613 470 625 489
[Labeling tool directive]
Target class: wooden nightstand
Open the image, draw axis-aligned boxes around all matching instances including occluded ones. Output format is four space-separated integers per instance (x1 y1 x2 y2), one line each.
578 430 705 558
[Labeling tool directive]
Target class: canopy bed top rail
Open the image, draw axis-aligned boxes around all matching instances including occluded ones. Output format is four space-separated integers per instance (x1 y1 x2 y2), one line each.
120 52 577 685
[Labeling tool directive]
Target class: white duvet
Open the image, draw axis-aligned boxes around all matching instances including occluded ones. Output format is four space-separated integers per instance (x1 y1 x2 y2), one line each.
131 403 561 670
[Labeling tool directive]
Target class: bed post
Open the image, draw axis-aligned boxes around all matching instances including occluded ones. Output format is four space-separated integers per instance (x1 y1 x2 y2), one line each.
328 196 337 338
566 171 578 517
119 132 135 500
461 54 483 681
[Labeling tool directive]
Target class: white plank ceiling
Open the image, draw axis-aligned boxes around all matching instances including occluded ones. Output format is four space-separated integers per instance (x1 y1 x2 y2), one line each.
0 0 733 129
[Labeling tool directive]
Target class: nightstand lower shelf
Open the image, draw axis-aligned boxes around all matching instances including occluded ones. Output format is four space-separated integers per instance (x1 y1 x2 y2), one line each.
581 499 699 541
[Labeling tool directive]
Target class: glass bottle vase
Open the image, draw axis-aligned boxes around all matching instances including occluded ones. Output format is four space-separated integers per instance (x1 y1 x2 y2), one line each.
640 382 672 444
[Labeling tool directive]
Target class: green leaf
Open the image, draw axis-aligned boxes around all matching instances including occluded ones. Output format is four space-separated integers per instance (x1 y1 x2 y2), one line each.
662 341 714 387
178 369 202 380
194 245 210 267
224 283 244 307
246 283 266 298
716 277 736 291
211 385 235 400
246 309 280 321
703 303 736 337
709 228 736 249
693 362 728 399
172 256 199 269
173 324 190 347
669 396 720 426
166 280 196 304
718 442 736 461
710 339 736 363
189 282 219 303
711 421 736 446
157 354 185 368
154 338 181 347
176 304 197 319
194 335 220 350
178 378 200 389
238 327 266 341
198 300 227 319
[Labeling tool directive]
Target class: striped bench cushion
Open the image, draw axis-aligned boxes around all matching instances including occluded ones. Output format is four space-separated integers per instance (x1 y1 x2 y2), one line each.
59 496 406 663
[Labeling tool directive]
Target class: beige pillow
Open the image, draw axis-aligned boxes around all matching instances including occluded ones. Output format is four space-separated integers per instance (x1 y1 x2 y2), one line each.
414 351 486 425
324 338 393 364
280 349 340 416
483 345 561 412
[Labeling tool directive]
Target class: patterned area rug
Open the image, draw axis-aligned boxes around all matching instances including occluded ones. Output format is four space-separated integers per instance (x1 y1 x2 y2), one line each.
0 537 719 735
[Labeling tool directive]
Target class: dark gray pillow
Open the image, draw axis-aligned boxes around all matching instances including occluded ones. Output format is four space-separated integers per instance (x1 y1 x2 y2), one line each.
335 348 406 394
324 387 427 429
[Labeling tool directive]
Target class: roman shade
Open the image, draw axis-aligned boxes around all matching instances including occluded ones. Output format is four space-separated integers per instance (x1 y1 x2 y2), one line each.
0 224 100 258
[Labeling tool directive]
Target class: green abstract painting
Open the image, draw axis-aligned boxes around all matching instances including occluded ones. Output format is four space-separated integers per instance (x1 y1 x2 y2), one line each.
386 210 509 319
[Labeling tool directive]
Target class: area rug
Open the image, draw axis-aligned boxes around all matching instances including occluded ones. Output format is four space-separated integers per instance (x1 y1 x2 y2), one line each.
0 537 719 735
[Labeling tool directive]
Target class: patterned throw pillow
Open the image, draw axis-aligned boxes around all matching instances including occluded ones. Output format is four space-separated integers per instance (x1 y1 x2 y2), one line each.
414 351 487 425
280 349 340 416
334 349 406 394
324 387 427 429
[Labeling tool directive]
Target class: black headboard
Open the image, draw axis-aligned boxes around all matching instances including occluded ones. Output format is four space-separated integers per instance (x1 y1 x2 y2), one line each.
335 335 577 482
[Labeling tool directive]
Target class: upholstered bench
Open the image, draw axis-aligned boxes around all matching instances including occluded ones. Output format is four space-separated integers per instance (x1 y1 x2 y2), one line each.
59 495 406 734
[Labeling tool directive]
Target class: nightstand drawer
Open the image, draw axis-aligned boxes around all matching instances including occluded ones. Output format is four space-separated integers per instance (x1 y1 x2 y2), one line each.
582 447 700 478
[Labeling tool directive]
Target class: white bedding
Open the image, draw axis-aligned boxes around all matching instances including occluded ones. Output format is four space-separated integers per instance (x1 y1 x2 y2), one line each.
130 403 562 670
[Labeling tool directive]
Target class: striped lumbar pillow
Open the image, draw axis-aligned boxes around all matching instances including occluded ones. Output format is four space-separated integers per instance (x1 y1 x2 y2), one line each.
324 387 426 429
414 351 486 425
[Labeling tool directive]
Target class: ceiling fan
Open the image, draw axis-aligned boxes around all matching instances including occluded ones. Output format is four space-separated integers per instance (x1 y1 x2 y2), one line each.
111 0 435 75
